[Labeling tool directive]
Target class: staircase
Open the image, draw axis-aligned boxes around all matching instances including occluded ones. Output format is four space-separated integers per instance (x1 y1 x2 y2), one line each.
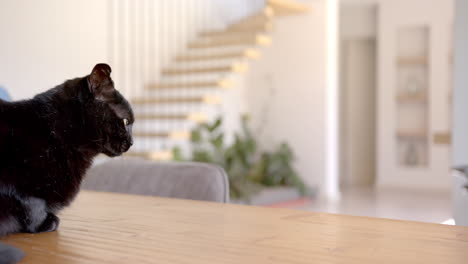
126 0 310 161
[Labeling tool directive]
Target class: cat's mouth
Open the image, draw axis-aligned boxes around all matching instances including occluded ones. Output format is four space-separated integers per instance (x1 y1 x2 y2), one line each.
102 140 132 157
103 148 123 157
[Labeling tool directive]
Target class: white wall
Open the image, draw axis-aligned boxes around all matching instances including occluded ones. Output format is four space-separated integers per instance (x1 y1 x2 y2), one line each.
109 0 228 99
340 4 377 40
0 0 256 100
0 0 108 100
244 1 328 190
213 0 265 25
453 0 468 167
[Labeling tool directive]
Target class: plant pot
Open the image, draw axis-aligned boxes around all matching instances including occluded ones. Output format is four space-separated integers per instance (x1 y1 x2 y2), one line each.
231 186 316 206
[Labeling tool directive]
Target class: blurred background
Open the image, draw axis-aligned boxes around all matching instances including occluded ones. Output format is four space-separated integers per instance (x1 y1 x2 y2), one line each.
1 0 467 225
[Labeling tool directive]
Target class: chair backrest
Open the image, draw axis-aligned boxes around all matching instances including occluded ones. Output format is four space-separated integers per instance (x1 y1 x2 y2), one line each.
82 158 230 203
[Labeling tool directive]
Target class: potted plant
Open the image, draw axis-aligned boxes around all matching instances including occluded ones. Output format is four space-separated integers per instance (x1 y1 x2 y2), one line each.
173 115 312 203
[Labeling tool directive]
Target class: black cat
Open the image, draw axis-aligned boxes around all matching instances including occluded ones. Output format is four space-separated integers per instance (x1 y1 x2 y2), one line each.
0 64 134 264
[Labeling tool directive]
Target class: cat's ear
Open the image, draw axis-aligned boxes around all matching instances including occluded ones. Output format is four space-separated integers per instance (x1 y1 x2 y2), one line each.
88 63 113 99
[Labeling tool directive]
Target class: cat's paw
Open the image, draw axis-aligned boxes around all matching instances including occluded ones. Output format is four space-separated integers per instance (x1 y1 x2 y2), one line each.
35 213 60 233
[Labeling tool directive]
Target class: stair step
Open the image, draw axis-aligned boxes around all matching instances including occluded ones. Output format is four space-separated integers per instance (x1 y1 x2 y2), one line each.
184 43 260 55
198 28 270 39
175 48 260 62
198 32 268 41
162 63 248 76
133 131 191 140
182 45 260 56
146 79 233 90
140 89 218 99
133 105 213 116
160 73 235 82
159 73 233 82
188 34 271 49
239 6 275 24
125 151 173 161
267 0 310 15
133 136 182 147
199 24 273 37
228 12 274 31
135 113 208 123
170 59 245 69
228 18 274 31
132 96 222 105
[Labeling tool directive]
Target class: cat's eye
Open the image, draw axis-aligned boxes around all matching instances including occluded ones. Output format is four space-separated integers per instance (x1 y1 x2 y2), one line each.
123 119 129 127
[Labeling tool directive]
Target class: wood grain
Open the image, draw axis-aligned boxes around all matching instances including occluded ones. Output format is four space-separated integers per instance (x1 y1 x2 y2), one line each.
2 191 468 264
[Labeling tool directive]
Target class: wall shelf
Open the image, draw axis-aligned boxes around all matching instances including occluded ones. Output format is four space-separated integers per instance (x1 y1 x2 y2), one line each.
397 131 428 140
433 132 452 145
396 93 428 103
397 56 428 66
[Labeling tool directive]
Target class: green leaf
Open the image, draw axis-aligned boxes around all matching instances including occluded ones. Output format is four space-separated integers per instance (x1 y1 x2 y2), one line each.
171 115 309 201
209 118 222 132
200 123 211 132
171 147 184 161
191 130 202 143
210 134 224 150
193 151 213 163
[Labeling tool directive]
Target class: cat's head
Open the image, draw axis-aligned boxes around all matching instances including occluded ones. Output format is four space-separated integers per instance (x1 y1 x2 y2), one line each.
85 63 134 157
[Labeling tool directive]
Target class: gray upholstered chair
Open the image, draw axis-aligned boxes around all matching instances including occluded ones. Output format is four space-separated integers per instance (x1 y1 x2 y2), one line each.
453 168 468 226
82 158 229 203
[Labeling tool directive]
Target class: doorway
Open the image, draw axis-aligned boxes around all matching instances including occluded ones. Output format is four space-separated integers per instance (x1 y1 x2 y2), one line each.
340 38 377 187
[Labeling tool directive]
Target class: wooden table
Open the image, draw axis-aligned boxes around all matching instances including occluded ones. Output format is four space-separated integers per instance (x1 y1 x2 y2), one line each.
2 191 468 264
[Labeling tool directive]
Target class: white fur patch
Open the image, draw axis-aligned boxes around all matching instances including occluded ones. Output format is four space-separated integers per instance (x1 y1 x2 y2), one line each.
0 216 20 236
23 197 47 232
0 183 48 233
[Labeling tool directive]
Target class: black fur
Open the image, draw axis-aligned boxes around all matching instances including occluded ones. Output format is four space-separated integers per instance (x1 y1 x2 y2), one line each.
0 64 134 263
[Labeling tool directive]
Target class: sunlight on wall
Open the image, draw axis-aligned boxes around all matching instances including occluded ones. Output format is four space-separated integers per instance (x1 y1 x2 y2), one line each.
326 0 340 200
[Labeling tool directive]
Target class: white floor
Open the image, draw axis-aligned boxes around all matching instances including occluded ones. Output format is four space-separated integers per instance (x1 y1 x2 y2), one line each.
300 187 452 224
